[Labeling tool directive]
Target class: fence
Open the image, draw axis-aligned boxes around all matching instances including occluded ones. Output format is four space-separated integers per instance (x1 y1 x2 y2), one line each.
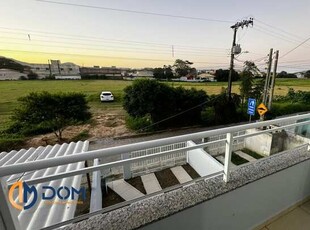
1 113 310 230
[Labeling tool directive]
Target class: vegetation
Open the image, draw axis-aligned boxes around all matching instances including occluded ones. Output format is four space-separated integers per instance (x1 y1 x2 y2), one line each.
0 57 26 72
8 92 91 141
123 79 208 130
153 65 174 80
241 148 264 159
173 59 196 77
231 152 249 165
214 69 239 82
0 78 310 152
277 71 297 78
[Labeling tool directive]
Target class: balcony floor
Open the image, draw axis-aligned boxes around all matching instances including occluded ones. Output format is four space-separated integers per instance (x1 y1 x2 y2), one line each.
259 199 310 230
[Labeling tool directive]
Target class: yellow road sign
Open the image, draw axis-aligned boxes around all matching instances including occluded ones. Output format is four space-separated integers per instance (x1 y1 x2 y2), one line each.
257 103 268 116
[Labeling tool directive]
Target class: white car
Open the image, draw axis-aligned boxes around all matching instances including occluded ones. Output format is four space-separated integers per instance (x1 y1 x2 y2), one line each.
100 91 114 102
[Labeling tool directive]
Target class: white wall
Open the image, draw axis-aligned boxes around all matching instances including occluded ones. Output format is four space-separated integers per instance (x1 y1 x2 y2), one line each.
0 69 27 80
142 159 310 230
186 141 223 177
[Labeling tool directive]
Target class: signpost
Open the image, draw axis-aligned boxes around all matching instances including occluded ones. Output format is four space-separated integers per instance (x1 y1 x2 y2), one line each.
257 103 268 116
247 98 256 122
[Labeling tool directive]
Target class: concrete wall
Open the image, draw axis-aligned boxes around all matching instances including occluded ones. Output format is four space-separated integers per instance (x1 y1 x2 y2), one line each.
244 129 273 155
186 141 223 177
142 159 310 230
0 69 27 80
244 128 309 156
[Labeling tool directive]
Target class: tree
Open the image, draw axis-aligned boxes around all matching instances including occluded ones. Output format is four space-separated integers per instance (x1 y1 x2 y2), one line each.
214 69 239 82
173 59 196 77
123 79 208 129
239 61 259 108
304 70 310 78
277 71 297 78
153 65 174 80
10 92 91 141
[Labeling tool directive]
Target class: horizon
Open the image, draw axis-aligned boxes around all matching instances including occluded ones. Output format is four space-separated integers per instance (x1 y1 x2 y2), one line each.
1 0 310 72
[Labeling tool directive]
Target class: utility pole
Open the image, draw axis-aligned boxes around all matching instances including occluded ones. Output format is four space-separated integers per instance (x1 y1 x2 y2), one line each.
268 50 279 110
228 18 253 99
262 48 273 105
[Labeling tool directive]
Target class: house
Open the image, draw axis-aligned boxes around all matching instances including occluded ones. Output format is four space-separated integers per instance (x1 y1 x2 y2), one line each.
79 66 122 77
0 69 27 80
197 73 216 82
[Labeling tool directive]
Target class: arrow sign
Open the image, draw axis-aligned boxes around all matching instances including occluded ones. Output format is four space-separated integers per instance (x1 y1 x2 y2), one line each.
257 103 268 116
247 98 256 116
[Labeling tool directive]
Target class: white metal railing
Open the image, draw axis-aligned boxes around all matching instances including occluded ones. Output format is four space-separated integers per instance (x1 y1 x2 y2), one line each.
1 113 310 230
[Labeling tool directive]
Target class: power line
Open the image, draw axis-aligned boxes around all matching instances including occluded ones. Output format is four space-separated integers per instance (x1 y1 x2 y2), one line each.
254 24 305 44
281 36 310 58
0 27 230 51
36 0 234 23
254 18 305 41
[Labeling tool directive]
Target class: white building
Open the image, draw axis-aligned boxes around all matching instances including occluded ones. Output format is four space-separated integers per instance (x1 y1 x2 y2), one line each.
0 69 27 80
17 59 80 79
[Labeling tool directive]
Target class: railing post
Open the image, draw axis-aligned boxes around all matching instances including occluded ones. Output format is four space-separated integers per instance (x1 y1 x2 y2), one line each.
0 179 21 230
223 132 233 182
122 153 131 180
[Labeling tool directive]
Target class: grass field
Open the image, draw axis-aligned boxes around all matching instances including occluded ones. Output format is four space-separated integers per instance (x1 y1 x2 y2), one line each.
1 78 310 130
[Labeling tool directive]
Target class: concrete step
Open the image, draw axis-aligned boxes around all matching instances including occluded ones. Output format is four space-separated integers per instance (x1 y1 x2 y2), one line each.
141 173 162 194
107 179 144 201
171 166 192 183
234 150 256 162
216 155 237 168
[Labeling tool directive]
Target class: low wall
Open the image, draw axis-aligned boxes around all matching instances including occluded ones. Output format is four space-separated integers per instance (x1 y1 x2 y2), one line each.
142 148 310 230
186 141 223 176
62 145 310 230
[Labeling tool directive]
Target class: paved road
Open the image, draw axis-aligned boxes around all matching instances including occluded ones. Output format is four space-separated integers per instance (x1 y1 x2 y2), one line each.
89 120 253 151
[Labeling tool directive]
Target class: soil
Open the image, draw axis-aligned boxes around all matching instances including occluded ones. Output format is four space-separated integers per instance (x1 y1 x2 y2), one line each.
125 176 146 194
154 168 180 189
24 110 133 148
182 164 200 179
102 187 125 208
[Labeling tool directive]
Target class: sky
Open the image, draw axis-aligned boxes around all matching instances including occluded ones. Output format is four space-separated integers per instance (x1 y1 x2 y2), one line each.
1 0 310 72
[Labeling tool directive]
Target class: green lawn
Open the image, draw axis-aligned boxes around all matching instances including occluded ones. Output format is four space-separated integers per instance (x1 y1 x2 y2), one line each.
0 78 309 131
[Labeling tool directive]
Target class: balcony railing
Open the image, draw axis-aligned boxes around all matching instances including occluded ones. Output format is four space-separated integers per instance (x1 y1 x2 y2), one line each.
1 113 310 230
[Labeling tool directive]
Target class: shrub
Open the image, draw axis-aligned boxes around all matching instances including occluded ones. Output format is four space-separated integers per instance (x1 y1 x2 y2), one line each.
9 91 91 141
0 135 25 152
125 115 153 132
123 79 208 129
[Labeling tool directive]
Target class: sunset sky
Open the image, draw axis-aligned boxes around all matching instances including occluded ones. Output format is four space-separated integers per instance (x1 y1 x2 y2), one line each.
1 0 310 72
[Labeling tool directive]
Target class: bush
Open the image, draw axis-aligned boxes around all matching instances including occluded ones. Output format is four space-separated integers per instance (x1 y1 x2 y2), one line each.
0 135 25 152
123 79 208 129
9 91 91 141
125 115 153 132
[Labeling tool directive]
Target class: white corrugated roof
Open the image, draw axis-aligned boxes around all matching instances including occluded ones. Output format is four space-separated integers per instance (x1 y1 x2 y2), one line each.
0 141 89 230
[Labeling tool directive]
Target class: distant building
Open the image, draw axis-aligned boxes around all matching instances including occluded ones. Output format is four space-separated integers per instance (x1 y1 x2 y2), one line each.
55 75 81 80
17 59 80 79
79 66 122 77
197 73 216 82
0 69 27 80
133 70 154 78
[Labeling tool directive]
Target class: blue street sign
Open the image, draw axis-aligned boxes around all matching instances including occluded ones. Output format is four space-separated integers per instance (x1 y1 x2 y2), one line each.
247 98 256 116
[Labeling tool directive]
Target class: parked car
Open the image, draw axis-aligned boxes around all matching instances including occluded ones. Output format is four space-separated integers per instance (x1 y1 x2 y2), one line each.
100 91 114 102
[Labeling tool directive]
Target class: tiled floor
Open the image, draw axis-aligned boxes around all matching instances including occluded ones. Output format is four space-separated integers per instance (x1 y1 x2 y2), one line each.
260 200 310 230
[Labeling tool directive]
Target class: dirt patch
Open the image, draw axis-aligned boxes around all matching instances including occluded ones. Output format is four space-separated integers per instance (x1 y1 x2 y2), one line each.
182 164 200 179
155 168 179 189
125 176 146 194
25 111 134 149
102 187 125 208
